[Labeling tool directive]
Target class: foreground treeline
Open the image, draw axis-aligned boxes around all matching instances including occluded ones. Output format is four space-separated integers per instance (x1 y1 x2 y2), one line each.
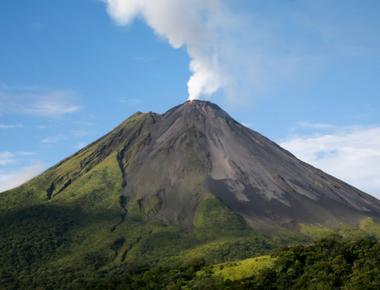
223 235 380 290
3 235 379 289
1 207 380 290
78 235 380 290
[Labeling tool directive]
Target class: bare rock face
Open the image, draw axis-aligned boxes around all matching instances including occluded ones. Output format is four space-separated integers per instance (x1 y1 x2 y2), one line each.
4 100 380 231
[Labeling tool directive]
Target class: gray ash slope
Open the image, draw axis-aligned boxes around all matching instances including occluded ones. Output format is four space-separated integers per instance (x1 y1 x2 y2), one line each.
114 100 380 229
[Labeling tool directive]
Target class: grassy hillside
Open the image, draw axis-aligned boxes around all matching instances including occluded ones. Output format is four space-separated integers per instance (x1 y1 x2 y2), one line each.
210 255 275 281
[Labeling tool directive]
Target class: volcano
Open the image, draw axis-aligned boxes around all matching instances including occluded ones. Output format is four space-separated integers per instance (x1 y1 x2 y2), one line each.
2 100 380 231
2 100 380 289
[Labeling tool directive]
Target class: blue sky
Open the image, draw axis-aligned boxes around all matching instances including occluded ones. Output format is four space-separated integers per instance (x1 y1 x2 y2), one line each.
1 0 380 197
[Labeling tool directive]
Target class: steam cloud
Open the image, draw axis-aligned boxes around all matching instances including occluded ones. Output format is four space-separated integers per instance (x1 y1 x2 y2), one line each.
106 0 233 101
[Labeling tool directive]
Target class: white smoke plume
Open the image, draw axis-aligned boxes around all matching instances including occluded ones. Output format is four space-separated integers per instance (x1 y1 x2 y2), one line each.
106 0 232 101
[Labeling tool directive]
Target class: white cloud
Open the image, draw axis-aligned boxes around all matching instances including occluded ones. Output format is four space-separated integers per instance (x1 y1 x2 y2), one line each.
41 134 67 144
296 121 336 130
72 130 90 137
0 163 45 193
0 151 42 192
0 84 81 117
15 151 36 156
0 124 24 129
0 152 14 166
0 151 37 166
37 124 47 129
24 94 80 116
280 126 380 199
74 120 95 126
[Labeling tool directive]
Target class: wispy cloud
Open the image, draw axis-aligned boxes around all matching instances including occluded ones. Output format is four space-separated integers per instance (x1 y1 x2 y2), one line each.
0 163 45 193
0 84 81 117
296 121 336 130
281 125 380 198
37 124 48 129
72 130 90 137
74 120 95 126
0 150 42 193
15 151 36 156
41 134 67 144
0 123 24 129
0 152 14 166
287 121 338 136
0 151 38 166
120 97 143 106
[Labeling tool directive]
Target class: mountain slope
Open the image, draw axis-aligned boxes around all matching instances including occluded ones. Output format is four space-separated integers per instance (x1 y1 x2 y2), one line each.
2 100 380 229
2 100 380 289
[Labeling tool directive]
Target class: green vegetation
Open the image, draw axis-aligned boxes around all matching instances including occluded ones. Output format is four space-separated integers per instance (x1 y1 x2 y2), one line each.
360 217 380 238
224 235 380 290
193 195 250 238
182 237 273 264
300 218 380 241
0 201 275 289
210 255 275 281
299 224 335 240
55 152 122 210
2 203 380 290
